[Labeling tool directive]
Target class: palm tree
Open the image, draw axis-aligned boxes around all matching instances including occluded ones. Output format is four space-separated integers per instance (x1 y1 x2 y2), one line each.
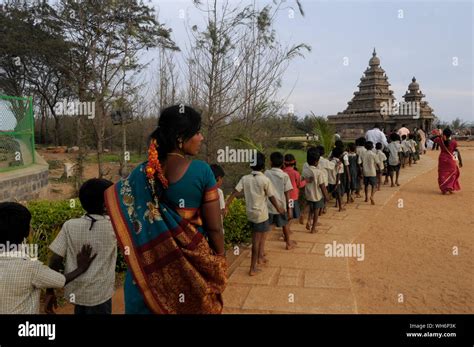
233 135 264 153
450 117 468 131
311 112 335 156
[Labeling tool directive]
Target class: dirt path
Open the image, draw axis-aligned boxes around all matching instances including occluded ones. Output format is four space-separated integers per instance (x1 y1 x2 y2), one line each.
349 147 474 313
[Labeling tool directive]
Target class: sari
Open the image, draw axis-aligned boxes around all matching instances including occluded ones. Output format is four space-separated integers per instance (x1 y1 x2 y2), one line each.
434 137 461 193
104 160 227 314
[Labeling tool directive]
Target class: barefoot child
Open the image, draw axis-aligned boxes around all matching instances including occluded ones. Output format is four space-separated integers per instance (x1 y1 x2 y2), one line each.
333 141 352 204
328 147 346 212
401 134 411 167
226 152 285 276
347 143 359 202
408 134 418 164
303 148 330 233
316 145 332 215
46 178 116 314
283 154 305 228
355 137 367 197
360 141 382 204
0 202 96 314
265 152 297 250
387 133 402 187
375 142 387 191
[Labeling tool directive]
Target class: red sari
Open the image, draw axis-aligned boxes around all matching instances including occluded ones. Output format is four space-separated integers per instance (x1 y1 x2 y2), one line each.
434 137 461 193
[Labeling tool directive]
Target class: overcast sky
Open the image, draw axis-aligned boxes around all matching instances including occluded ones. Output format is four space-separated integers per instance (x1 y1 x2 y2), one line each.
139 0 471 123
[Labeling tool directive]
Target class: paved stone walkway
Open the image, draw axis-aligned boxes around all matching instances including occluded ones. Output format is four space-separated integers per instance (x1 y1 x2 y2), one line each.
223 154 437 313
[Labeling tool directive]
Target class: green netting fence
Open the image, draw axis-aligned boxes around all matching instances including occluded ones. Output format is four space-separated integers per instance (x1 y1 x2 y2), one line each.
0 95 35 172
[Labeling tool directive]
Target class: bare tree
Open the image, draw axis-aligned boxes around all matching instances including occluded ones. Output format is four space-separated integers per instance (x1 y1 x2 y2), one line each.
186 0 310 161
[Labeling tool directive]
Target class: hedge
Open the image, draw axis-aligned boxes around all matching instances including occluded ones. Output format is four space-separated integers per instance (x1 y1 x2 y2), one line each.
26 197 251 272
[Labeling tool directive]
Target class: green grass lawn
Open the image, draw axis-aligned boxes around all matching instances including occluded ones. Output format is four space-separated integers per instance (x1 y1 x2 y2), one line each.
268 147 306 172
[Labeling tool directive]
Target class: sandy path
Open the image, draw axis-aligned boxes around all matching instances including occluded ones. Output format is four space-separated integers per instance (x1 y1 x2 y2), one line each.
349 147 474 313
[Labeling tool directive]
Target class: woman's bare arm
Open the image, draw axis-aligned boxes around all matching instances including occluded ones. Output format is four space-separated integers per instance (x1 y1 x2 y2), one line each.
201 199 225 255
457 149 463 167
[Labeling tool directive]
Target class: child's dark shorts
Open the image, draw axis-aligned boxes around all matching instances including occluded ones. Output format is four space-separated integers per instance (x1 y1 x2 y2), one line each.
388 164 401 173
308 198 325 212
249 218 271 233
328 183 343 197
364 176 377 186
74 298 112 314
269 213 288 227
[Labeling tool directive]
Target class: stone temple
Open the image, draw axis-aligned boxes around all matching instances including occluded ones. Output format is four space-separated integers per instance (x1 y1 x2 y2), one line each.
328 49 435 139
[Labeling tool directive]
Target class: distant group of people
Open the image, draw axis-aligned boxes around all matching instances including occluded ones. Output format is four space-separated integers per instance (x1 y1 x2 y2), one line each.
364 123 463 194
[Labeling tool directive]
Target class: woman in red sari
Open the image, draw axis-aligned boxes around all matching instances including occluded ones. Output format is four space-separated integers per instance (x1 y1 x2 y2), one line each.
434 128 463 194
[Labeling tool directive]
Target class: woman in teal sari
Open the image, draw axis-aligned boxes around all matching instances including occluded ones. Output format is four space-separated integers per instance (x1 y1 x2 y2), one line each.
105 105 227 314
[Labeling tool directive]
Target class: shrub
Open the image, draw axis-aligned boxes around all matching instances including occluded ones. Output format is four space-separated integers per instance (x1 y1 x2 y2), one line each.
223 198 251 248
27 197 252 270
27 200 84 264
27 200 126 273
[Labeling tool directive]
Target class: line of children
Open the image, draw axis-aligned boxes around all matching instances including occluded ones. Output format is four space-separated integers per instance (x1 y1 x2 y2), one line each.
221 131 422 277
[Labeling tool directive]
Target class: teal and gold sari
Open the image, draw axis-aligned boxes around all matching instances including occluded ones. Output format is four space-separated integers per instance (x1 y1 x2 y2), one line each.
105 160 227 314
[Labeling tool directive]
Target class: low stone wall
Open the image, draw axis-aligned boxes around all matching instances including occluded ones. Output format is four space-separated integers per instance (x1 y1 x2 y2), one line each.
0 153 48 202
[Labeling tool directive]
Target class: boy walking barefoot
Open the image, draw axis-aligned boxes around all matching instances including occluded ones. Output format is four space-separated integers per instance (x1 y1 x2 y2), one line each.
283 154 305 229
375 142 387 191
226 152 285 276
46 179 116 314
360 141 382 205
265 152 297 250
303 148 330 233
387 133 403 187
328 147 346 212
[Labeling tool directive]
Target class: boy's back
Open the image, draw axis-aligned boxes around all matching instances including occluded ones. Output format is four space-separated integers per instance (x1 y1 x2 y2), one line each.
49 215 117 306
264 168 293 214
303 165 325 202
235 172 276 223
360 150 380 177
315 157 332 186
376 149 387 170
387 142 402 165
0 256 65 314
